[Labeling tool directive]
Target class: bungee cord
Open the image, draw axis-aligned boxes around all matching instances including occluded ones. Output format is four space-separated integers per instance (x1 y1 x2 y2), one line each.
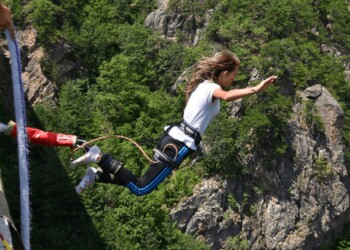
72 135 180 165
72 135 159 164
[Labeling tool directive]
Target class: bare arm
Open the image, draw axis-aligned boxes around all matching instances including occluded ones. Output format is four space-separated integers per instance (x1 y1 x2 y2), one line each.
213 75 278 102
0 5 15 40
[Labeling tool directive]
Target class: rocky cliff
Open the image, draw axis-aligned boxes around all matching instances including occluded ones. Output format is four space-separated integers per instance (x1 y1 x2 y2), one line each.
170 85 350 249
144 1 350 249
1 1 349 249
0 26 81 108
0 27 55 107
145 0 213 46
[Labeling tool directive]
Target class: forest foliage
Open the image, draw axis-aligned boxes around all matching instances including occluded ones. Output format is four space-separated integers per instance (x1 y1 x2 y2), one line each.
1 0 350 249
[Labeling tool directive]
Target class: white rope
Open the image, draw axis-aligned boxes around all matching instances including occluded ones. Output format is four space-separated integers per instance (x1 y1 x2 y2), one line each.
6 28 31 250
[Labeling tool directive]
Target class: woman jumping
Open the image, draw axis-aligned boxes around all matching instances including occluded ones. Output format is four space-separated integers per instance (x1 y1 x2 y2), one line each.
71 51 278 195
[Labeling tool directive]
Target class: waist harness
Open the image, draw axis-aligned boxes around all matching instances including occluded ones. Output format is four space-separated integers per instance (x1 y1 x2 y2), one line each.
155 120 201 169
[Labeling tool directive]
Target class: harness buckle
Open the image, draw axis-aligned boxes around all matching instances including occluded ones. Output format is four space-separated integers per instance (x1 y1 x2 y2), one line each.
179 120 201 146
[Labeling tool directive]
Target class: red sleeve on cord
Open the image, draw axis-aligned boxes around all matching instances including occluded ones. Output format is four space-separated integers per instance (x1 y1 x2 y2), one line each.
10 124 76 147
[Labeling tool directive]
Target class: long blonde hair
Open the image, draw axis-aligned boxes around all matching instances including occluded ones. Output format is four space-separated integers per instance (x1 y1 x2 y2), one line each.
185 51 240 101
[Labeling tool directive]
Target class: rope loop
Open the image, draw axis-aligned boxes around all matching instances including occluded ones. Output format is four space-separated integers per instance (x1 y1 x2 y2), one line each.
72 135 158 164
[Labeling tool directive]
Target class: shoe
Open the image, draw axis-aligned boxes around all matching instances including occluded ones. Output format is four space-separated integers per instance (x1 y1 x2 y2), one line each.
76 167 97 194
0 123 8 133
5 120 15 135
71 145 101 166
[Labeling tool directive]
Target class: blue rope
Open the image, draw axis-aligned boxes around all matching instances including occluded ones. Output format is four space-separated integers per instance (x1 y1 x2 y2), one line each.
6 28 31 250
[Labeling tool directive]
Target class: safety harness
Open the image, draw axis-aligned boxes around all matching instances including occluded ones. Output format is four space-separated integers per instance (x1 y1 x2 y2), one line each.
154 120 202 169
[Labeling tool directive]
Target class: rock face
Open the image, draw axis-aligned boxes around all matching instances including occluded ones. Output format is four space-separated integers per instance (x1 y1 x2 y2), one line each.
171 85 350 249
144 0 213 46
22 46 57 105
0 26 57 106
0 26 81 106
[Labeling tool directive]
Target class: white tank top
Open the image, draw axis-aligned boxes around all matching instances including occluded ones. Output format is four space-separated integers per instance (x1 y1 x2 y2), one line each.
168 80 221 149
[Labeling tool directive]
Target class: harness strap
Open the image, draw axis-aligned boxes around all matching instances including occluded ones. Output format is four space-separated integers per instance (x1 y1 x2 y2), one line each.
180 120 202 146
154 149 179 169
152 120 202 169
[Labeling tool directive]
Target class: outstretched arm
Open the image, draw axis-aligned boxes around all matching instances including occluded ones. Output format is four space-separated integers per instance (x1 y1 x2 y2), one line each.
0 4 16 40
213 75 278 102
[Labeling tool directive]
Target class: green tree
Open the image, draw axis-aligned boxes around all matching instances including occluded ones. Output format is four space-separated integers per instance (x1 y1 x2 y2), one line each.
56 80 95 137
25 0 63 42
318 0 350 53
261 0 316 39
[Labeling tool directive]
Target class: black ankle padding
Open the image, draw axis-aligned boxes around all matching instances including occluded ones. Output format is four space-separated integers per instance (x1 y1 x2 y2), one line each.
97 171 119 184
98 154 123 174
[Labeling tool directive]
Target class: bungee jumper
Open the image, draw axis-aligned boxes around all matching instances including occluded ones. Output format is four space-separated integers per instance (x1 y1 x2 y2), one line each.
71 51 278 196
0 52 277 196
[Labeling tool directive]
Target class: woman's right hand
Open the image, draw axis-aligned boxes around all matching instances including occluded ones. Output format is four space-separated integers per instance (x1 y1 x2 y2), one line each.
255 75 278 93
